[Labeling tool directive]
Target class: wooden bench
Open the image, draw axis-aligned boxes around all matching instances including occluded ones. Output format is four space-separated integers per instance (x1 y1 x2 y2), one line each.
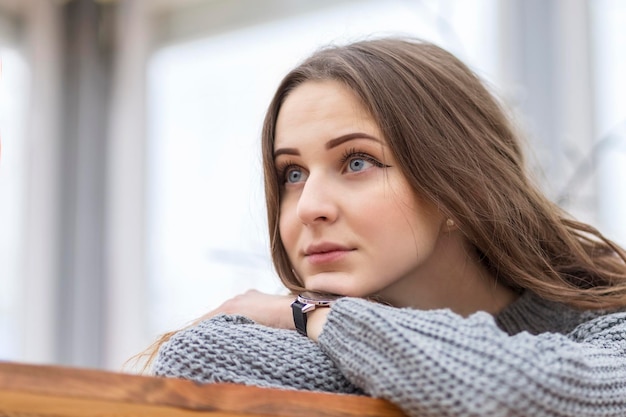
0 362 407 416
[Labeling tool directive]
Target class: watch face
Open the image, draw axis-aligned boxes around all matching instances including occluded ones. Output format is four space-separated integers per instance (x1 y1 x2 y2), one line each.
298 291 342 305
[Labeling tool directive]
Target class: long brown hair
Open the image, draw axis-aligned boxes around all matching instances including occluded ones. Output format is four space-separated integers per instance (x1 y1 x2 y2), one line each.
262 37 626 309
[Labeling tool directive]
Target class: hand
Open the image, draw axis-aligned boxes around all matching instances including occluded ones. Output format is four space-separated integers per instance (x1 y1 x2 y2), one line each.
195 290 296 330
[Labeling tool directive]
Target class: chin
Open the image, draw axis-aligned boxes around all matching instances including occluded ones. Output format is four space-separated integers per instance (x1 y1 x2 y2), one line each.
304 275 370 297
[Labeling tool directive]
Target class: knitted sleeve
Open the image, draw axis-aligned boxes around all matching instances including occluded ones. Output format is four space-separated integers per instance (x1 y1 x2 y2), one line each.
152 314 363 394
318 298 626 417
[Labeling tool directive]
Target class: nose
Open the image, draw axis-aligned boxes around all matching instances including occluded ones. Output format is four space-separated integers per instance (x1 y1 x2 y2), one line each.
296 174 339 225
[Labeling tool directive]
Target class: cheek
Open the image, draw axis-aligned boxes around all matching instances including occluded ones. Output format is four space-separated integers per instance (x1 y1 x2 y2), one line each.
370 183 440 247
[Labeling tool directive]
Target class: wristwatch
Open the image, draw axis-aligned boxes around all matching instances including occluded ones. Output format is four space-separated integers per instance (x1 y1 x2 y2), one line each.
291 291 342 336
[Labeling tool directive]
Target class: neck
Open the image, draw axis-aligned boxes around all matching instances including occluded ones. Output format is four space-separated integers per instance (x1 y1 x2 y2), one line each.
378 232 519 316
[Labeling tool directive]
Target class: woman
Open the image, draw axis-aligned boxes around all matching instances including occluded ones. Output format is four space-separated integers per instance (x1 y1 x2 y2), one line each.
149 38 626 416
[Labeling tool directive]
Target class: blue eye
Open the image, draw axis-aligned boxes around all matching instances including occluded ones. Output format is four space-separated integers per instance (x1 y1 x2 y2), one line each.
341 148 388 173
285 167 308 184
348 157 373 172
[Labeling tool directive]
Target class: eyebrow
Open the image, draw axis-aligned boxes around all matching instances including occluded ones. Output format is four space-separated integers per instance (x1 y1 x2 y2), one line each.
273 132 382 158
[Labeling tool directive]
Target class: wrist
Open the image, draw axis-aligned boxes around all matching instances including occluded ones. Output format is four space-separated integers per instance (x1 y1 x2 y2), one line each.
290 291 341 337
280 296 297 330
306 308 331 341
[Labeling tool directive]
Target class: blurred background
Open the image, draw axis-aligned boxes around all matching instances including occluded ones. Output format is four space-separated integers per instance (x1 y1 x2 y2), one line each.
0 0 624 372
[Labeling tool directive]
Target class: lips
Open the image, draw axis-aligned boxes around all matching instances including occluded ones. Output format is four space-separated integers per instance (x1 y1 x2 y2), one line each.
304 243 354 265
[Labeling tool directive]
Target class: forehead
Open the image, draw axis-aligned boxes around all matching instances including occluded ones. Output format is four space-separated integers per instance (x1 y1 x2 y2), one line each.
274 80 378 148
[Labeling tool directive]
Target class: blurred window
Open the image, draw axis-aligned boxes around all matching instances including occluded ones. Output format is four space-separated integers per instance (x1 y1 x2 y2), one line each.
589 0 626 246
0 46 29 360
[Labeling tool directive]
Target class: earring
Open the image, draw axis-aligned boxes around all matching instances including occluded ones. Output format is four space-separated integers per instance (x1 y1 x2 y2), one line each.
446 218 455 228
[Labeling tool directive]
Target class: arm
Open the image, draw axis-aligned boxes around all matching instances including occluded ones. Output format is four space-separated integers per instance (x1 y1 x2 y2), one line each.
316 298 626 417
153 313 363 395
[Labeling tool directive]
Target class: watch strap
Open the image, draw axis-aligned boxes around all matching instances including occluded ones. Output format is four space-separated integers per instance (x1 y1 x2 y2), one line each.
291 299 309 336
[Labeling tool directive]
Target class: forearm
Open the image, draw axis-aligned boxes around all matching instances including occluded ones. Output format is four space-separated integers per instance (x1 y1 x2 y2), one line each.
154 314 362 394
317 298 626 417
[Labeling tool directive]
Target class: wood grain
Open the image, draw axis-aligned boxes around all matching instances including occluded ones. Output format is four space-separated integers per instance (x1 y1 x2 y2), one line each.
0 362 407 417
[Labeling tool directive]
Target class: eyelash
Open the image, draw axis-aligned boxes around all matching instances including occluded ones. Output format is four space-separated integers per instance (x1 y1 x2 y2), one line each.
340 147 387 169
275 160 298 183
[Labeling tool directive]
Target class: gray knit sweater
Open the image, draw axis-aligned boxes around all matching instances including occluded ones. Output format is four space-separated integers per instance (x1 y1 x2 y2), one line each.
153 291 626 416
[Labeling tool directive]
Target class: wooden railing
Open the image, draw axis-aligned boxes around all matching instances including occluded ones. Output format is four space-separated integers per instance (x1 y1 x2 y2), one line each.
0 362 407 416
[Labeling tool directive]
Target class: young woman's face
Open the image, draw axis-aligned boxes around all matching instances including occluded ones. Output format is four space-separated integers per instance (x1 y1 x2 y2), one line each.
274 80 451 304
